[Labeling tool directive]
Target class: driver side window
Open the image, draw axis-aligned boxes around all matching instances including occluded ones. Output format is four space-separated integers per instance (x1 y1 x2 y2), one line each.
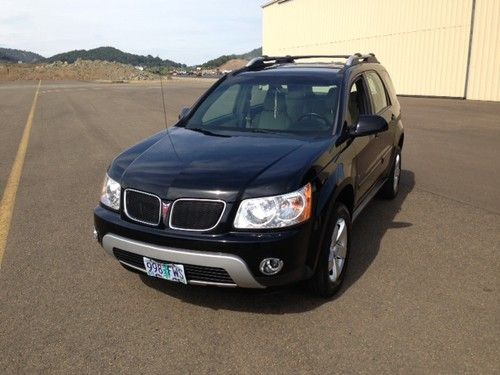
202 84 240 123
348 78 368 126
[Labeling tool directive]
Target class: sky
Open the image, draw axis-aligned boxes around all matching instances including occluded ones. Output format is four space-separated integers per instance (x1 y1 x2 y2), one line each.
0 0 263 65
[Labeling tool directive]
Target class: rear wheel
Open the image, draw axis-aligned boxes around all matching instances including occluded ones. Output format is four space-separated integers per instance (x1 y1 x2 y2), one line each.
308 203 351 297
378 148 401 199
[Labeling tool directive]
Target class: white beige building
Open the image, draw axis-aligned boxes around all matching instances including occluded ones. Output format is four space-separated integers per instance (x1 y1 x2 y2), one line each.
262 0 499 101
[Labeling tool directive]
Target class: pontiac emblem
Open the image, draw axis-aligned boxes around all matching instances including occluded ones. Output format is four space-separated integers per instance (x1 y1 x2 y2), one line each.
161 202 171 224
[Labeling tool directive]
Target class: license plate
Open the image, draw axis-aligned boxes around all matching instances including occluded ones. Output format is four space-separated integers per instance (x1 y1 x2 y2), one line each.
143 257 187 284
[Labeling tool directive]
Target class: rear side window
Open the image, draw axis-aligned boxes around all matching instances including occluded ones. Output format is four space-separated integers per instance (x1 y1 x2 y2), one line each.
312 85 337 94
365 72 389 113
379 70 398 105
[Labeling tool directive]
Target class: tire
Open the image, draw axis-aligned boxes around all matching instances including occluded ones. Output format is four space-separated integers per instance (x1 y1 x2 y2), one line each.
378 147 401 200
308 203 351 298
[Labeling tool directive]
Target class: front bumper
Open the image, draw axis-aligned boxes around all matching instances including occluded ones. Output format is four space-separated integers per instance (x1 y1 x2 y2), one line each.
102 233 263 288
94 206 315 288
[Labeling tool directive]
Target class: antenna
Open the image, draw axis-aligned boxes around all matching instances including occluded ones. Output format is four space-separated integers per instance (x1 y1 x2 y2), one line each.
160 76 168 129
159 74 180 159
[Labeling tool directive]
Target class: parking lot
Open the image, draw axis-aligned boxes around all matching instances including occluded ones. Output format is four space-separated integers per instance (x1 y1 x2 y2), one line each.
1 80 499 373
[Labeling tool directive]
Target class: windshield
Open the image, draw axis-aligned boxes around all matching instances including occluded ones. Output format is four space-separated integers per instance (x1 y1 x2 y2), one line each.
183 73 340 136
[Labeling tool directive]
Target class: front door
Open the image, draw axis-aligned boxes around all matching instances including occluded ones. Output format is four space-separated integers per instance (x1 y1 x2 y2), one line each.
347 76 380 202
364 71 395 182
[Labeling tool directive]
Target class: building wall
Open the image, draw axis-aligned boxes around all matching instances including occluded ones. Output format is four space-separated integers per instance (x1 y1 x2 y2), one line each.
466 0 500 101
262 0 499 101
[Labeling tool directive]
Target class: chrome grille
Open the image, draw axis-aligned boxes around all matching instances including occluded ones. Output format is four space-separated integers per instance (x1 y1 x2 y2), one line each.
124 189 161 226
169 199 225 231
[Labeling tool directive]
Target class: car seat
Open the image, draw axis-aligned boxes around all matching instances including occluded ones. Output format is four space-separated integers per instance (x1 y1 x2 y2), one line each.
254 87 292 130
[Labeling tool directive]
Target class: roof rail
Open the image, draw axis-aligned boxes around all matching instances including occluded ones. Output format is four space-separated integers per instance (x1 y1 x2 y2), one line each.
239 53 379 74
345 53 379 66
245 55 294 70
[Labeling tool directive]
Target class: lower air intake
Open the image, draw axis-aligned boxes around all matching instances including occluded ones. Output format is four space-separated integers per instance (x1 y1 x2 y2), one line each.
113 248 234 284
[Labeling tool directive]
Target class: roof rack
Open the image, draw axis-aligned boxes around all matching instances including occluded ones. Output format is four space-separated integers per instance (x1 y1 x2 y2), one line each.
345 53 379 66
243 53 379 71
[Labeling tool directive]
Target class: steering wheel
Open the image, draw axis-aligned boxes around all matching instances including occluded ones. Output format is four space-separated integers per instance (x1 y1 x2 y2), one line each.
295 113 331 130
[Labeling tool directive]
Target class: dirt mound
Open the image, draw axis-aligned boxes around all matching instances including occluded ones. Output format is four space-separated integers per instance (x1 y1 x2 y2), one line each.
0 59 159 81
218 58 248 72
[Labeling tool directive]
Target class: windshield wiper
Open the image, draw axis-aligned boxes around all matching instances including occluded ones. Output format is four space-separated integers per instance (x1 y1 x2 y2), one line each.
187 127 220 136
187 127 232 138
249 128 282 134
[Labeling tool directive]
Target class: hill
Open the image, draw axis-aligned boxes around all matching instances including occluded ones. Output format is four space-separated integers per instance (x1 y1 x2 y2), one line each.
0 48 44 63
200 47 262 68
45 46 185 68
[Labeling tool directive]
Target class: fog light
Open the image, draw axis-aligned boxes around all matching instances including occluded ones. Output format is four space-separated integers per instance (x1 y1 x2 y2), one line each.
259 258 284 275
93 228 98 240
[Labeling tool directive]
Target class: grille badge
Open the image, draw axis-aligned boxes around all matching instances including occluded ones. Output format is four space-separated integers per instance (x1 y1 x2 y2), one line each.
162 202 171 225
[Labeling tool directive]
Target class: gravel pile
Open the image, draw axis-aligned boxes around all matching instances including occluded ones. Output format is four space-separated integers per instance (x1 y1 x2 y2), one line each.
0 59 159 81
218 58 248 71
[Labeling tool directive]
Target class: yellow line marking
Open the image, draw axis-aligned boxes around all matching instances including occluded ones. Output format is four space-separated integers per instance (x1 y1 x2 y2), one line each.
0 80 41 267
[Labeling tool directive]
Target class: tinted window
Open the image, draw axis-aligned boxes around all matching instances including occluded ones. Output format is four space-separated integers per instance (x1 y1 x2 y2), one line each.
348 78 368 126
379 70 398 104
202 84 240 123
185 74 341 136
366 72 388 113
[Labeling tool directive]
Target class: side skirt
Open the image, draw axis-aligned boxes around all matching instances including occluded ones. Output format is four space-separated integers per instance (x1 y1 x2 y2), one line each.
352 178 387 221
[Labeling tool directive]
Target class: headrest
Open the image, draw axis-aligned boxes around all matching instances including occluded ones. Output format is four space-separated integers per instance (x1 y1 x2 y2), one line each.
286 85 306 100
287 89 306 100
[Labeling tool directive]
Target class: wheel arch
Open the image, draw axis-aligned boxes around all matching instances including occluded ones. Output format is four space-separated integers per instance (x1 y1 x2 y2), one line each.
398 133 404 149
334 184 354 215
308 171 355 274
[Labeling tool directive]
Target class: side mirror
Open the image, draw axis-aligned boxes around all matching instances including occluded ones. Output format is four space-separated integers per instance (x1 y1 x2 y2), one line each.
178 107 190 120
349 115 388 137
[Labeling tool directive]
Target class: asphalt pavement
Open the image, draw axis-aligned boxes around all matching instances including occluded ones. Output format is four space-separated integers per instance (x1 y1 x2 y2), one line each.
0 80 498 373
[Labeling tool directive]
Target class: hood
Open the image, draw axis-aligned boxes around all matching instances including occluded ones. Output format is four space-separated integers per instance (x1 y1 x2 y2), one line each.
114 127 331 202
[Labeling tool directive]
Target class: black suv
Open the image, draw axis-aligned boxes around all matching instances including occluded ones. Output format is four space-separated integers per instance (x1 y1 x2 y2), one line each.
94 53 404 297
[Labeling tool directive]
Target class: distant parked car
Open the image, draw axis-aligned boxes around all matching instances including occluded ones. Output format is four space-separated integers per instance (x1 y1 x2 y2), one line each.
94 53 404 297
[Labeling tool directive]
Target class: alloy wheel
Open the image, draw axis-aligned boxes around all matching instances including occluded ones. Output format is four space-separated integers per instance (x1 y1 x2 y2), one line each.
328 218 348 282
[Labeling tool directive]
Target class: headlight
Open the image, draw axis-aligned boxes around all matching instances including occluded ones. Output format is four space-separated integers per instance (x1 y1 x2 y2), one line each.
234 183 312 229
100 174 121 210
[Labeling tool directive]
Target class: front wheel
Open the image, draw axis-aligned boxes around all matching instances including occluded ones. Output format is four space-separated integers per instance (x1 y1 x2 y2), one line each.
308 203 351 297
